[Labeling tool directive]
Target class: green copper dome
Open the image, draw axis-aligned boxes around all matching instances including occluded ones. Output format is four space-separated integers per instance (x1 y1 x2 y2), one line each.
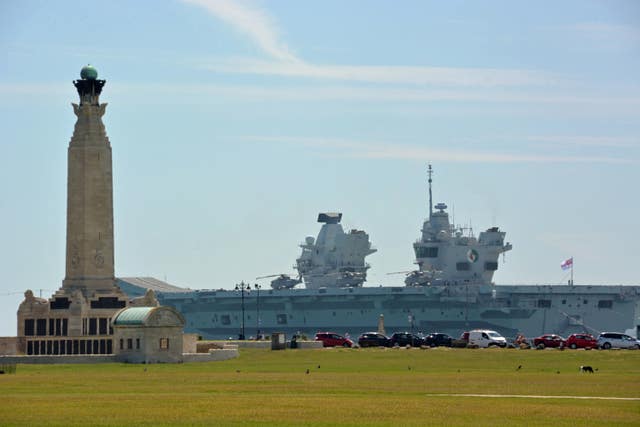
80 64 98 80
113 307 155 326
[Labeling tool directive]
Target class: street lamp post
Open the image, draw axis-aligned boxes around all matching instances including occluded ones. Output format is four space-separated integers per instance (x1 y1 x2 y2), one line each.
254 283 261 339
235 282 251 340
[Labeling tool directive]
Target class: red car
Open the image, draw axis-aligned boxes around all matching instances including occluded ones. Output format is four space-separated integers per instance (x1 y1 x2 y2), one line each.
565 333 598 349
314 332 353 348
533 334 565 349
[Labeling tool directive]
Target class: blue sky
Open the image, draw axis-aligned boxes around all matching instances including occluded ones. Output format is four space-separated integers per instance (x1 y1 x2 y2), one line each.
1 0 639 336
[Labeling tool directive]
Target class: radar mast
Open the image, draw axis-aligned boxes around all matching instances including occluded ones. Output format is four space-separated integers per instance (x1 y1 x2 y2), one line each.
428 164 433 220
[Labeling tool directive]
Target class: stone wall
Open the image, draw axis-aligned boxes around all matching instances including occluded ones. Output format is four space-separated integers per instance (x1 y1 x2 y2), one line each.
0 337 24 355
183 334 198 353
0 354 116 364
295 340 324 349
182 349 239 363
196 340 323 349
0 350 239 364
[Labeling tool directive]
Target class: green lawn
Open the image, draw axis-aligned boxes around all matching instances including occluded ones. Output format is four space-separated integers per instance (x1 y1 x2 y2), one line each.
2 347 639 426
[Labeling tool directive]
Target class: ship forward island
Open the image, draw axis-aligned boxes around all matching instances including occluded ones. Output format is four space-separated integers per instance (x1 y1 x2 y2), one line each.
118 166 640 340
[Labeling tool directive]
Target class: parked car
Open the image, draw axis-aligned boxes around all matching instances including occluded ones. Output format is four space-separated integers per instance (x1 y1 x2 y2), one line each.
389 332 425 347
565 333 598 349
533 334 566 349
314 332 353 348
358 332 391 347
597 332 640 349
468 330 507 348
424 333 453 347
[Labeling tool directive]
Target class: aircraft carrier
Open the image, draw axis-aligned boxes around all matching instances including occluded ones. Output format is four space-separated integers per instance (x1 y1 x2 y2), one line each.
118 166 640 340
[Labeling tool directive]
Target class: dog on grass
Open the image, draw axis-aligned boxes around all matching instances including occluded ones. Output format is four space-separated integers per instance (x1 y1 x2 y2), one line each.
580 365 594 373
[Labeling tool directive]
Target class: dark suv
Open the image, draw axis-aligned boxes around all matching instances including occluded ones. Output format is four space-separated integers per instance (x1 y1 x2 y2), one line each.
358 332 391 347
424 333 453 347
389 332 425 347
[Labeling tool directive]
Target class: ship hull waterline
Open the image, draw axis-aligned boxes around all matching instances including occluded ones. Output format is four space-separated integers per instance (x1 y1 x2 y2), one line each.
157 284 640 341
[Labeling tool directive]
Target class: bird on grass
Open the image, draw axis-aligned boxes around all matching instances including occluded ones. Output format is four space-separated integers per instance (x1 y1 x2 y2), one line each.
516 365 522 371
306 369 310 374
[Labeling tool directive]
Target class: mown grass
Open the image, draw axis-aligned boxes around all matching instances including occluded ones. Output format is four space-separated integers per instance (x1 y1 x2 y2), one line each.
2 347 639 426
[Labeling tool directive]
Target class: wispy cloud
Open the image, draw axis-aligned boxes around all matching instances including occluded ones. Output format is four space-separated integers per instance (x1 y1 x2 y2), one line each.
0 84 68 96
182 0 298 62
183 0 555 88
568 22 640 44
526 136 639 148
201 58 554 87
3 83 640 118
553 22 640 52
245 136 634 164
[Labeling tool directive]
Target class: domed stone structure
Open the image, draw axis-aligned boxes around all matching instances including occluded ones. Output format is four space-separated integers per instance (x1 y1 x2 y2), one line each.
112 306 185 363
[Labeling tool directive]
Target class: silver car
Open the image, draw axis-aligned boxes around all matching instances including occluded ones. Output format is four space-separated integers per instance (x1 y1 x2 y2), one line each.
597 332 640 349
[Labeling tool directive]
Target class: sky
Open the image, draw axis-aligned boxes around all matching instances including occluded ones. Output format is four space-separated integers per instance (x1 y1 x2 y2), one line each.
1 0 639 336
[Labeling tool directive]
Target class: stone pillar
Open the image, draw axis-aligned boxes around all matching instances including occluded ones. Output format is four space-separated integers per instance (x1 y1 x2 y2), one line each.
63 66 115 292
377 314 385 335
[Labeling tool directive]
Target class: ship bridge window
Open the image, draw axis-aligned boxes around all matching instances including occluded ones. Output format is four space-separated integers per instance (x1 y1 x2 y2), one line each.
537 299 551 308
484 262 498 271
598 300 613 309
456 262 470 271
416 247 438 258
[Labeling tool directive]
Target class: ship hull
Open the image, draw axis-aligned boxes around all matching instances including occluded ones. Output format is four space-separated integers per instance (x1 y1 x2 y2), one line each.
156 284 640 341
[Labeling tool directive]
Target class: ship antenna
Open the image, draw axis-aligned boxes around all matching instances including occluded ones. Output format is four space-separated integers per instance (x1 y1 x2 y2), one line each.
428 164 433 220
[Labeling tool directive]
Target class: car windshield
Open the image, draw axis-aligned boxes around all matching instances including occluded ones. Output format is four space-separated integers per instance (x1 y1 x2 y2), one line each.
487 332 502 338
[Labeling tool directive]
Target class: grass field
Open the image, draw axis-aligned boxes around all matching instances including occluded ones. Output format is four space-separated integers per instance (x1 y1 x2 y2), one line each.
2 347 639 426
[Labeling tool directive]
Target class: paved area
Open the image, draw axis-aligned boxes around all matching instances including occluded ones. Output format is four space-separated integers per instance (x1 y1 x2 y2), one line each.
427 394 640 401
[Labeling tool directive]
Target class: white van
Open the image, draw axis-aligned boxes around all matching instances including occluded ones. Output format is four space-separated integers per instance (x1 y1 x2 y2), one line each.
468 330 507 348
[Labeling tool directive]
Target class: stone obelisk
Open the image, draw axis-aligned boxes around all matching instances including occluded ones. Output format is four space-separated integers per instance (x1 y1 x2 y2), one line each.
62 65 115 292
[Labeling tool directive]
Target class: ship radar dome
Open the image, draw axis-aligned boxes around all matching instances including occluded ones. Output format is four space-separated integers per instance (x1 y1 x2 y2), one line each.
80 64 98 80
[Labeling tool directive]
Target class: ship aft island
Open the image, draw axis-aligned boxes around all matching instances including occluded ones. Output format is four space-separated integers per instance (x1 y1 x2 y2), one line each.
118 166 640 341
